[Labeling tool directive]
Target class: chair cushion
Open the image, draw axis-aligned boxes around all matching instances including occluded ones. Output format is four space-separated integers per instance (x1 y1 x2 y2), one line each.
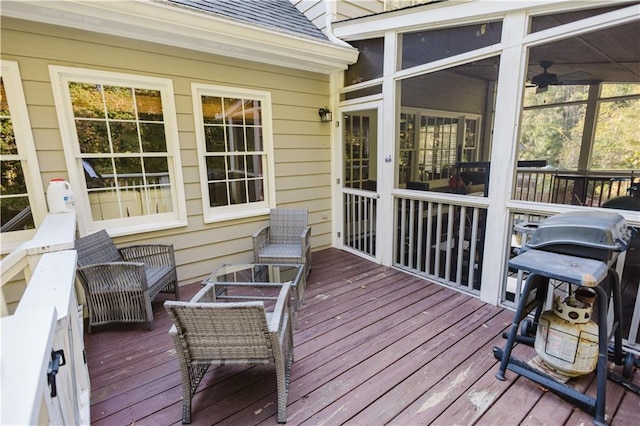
258 244 303 262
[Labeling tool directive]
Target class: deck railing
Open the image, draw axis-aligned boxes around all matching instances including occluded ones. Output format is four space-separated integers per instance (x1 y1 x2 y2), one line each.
393 193 487 296
514 169 637 207
1 212 90 425
343 189 378 257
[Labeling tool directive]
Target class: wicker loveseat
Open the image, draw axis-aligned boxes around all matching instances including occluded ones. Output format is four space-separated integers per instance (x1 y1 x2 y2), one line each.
165 282 294 423
75 230 179 332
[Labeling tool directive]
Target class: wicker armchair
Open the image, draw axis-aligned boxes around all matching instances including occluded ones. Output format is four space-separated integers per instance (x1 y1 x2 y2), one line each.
164 282 294 424
75 230 179 332
252 208 312 277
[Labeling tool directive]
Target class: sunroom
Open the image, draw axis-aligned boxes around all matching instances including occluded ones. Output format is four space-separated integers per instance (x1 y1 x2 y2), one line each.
330 1 639 320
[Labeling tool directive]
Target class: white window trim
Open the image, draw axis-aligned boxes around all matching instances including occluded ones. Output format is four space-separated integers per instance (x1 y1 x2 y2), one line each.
49 66 187 237
0 60 47 253
191 83 276 223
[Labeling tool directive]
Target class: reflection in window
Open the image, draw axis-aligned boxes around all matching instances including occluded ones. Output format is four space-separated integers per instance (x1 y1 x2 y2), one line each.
344 112 373 190
196 90 267 211
0 76 35 233
68 81 173 220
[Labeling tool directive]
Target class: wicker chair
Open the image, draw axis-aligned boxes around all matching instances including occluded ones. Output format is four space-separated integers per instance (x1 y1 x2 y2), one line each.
164 283 294 424
75 230 179 332
252 208 312 277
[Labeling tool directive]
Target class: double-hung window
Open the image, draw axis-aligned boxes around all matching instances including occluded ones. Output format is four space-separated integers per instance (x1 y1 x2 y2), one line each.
50 67 187 236
1 60 46 250
192 84 275 222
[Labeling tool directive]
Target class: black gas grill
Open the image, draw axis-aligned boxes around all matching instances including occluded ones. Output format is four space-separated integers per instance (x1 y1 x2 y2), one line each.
495 211 633 425
524 210 631 262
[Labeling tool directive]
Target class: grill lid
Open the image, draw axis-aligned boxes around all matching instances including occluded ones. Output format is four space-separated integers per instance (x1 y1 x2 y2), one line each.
526 211 631 256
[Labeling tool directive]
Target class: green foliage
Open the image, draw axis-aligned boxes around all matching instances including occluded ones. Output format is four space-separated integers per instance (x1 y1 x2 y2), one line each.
519 84 640 170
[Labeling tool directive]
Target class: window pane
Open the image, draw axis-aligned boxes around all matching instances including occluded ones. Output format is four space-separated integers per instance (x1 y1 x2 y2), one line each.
401 22 502 70
246 155 263 177
1 117 16 155
246 127 262 151
86 158 116 188
114 157 142 188
248 178 263 202
243 99 261 125
223 98 242 124
88 187 120 220
202 96 224 124
140 123 167 152
110 121 139 153
227 155 246 179
1 196 34 231
135 89 163 121
62 72 181 227
227 126 246 151
197 88 268 212
205 126 226 152
69 82 104 118
77 120 109 153
0 78 18 155
206 156 227 181
0 78 9 115
104 85 135 120
228 180 247 205
0 158 35 231
143 157 169 175
209 182 228 207
1 159 27 194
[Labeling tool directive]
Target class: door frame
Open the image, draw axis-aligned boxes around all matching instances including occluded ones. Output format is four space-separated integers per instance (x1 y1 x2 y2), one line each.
334 100 384 263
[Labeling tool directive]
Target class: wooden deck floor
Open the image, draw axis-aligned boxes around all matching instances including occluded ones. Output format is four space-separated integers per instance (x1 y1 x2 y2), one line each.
84 248 639 425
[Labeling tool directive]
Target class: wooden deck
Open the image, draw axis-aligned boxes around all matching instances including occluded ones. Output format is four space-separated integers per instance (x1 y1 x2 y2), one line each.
84 248 639 425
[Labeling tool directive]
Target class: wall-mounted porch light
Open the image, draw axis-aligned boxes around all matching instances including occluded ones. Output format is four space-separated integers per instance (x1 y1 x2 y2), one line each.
318 107 332 123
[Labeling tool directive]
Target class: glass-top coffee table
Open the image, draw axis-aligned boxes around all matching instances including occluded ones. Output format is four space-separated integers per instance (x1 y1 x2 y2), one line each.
203 263 305 327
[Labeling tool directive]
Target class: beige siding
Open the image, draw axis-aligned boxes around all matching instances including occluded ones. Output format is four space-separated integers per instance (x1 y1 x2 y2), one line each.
1 17 333 286
291 0 384 34
336 1 384 21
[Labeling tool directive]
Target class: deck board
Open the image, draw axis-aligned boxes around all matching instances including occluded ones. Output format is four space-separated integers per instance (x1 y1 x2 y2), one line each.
84 248 640 425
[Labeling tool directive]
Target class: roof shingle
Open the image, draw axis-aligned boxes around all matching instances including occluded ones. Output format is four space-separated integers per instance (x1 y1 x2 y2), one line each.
164 0 329 42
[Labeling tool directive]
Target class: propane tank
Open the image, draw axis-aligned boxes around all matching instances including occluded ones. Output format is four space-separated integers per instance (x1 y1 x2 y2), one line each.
534 288 599 377
46 178 75 213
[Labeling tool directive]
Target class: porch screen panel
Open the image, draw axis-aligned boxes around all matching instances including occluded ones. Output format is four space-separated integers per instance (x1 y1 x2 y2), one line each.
401 21 502 70
344 38 384 86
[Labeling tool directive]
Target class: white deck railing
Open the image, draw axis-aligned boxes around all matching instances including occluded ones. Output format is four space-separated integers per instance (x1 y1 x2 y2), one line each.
393 193 488 296
1 212 90 425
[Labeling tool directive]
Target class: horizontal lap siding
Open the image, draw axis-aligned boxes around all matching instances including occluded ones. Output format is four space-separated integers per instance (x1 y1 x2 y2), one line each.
1 17 333 285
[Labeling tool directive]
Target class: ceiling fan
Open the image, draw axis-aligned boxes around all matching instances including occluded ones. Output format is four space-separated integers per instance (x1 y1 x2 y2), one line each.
528 60 598 93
